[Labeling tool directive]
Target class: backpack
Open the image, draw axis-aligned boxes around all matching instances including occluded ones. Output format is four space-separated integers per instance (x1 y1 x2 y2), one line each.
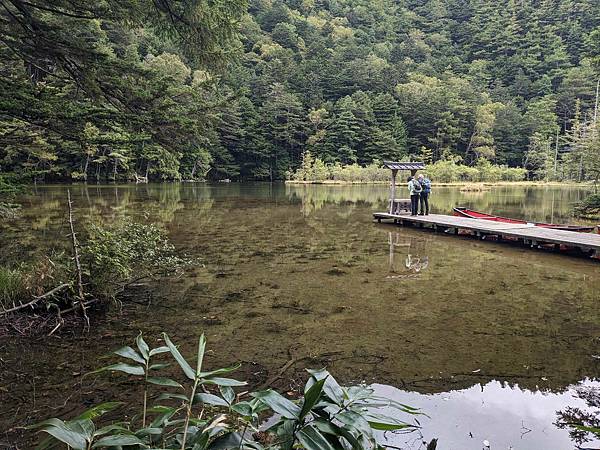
412 179 423 193
422 178 431 193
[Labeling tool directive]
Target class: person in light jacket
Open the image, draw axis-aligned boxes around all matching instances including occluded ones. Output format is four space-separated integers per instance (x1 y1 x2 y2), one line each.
407 176 422 216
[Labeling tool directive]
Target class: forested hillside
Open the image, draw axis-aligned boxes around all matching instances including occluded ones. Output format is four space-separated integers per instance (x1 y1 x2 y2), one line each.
1 0 600 181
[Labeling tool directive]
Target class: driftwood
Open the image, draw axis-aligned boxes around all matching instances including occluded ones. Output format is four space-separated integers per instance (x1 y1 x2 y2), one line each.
0 283 70 315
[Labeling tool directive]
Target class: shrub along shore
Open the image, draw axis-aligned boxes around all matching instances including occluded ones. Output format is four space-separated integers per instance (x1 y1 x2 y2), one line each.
286 153 529 184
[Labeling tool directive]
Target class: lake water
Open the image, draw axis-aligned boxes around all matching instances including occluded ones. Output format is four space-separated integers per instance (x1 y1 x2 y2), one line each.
1 183 599 449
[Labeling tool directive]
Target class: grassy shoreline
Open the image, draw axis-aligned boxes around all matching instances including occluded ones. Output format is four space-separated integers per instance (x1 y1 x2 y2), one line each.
285 180 593 187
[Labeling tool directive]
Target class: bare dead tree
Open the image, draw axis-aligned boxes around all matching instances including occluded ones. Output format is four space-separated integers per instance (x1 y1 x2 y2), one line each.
67 189 89 328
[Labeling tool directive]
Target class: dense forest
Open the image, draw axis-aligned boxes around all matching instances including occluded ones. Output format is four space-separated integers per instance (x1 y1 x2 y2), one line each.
1 0 600 182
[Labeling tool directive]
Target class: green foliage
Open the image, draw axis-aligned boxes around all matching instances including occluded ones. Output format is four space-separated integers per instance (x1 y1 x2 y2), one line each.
0 173 19 197
0 173 22 218
3 0 600 181
0 0 246 182
1 220 187 313
0 255 71 312
289 152 526 183
82 221 187 300
31 333 422 449
289 153 390 183
0 266 26 309
427 159 527 183
574 193 600 219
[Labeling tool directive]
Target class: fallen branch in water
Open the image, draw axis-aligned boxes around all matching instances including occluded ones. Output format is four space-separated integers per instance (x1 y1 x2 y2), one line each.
0 283 70 316
59 298 102 316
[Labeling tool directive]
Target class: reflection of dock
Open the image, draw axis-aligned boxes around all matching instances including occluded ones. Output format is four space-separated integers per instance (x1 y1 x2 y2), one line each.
374 212 600 258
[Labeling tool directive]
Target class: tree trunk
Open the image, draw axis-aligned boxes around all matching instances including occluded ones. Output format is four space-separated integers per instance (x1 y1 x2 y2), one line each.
83 154 90 181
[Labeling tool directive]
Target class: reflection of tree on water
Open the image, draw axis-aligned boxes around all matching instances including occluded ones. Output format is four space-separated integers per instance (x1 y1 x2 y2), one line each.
387 232 429 279
286 184 389 216
555 385 600 446
287 184 596 225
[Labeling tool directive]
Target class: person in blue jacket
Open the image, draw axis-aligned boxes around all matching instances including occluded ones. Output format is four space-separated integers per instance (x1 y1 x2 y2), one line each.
417 173 431 215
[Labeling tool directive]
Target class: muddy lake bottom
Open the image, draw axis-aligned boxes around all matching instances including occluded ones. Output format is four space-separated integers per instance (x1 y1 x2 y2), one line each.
1 183 599 449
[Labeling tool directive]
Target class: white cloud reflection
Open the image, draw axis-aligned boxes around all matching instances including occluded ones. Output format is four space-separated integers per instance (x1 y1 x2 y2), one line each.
373 379 600 450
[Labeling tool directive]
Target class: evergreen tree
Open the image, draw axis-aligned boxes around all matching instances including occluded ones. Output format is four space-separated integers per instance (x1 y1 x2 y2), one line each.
261 83 306 177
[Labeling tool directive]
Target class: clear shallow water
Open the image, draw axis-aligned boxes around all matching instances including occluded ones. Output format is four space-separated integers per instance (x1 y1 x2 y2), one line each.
0 183 599 448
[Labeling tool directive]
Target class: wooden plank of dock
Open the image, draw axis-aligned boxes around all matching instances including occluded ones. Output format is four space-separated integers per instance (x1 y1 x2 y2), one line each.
373 212 600 256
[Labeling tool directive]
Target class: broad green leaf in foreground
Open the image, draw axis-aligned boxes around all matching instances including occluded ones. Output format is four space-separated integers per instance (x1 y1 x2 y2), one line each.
114 346 145 364
89 363 145 376
163 333 195 380
252 390 301 419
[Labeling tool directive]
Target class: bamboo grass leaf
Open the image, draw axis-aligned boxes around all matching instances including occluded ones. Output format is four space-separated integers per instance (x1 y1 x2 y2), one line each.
366 421 411 431
230 402 253 416
93 424 131 438
203 377 247 386
162 333 195 380
336 411 373 439
198 363 241 378
135 427 164 437
149 346 170 356
300 378 326 420
363 412 414 431
306 369 344 405
136 333 150 360
149 363 170 370
147 377 183 388
252 390 300 419
312 419 361 449
92 434 147 448
76 402 123 420
194 393 230 407
114 346 145 364
89 363 145 376
207 432 243 449
196 334 207 376
31 419 88 450
156 392 189 402
70 419 95 441
297 425 336 450
219 386 235 404
149 406 177 428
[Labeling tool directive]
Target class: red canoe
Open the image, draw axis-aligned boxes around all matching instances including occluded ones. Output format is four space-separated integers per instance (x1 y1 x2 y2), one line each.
453 207 596 233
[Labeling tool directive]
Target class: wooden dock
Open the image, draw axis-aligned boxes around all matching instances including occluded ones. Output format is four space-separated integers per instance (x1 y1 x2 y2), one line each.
373 212 600 258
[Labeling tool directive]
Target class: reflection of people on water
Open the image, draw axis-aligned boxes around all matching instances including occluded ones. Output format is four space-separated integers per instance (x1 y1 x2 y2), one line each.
405 254 429 273
387 232 429 278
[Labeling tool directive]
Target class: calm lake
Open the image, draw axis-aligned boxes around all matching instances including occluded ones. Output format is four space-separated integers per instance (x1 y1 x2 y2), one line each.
1 183 599 449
